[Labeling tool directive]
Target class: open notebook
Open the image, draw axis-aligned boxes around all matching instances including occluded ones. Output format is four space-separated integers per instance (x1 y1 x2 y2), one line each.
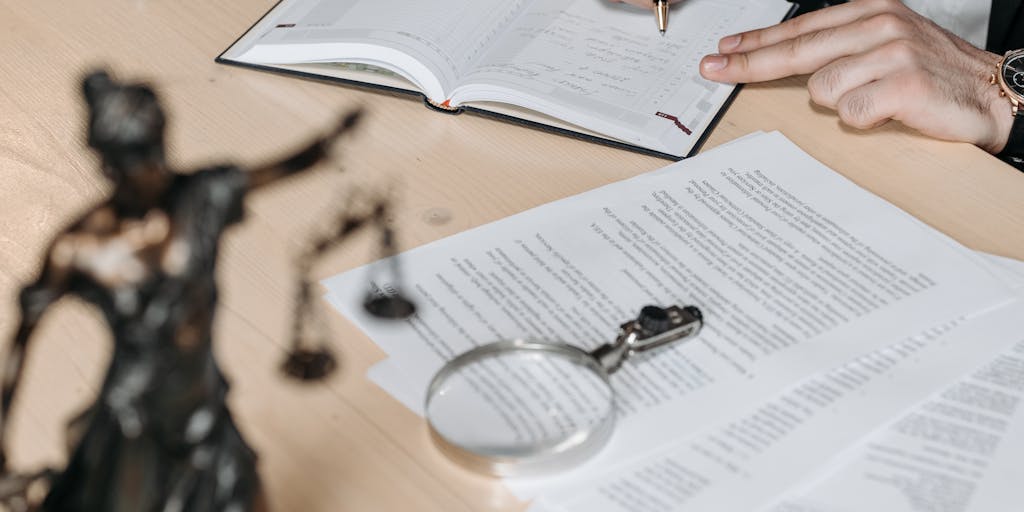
217 0 797 159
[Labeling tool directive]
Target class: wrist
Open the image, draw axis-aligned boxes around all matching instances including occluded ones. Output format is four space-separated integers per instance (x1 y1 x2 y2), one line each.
985 48 1024 155
983 49 1015 154
986 93 1015 154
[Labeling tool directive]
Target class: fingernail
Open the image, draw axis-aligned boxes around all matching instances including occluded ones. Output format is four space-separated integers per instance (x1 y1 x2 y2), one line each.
720 34 741 51
702 54 728 72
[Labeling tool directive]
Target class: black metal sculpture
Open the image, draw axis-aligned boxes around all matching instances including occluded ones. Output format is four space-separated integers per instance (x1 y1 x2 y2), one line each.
0 70 414 511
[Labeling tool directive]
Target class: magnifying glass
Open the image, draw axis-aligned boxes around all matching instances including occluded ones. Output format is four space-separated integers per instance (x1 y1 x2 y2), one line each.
424 304 703 477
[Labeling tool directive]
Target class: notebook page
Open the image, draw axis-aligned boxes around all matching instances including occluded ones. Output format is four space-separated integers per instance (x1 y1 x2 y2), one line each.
451 0 792 156
236 0 532 101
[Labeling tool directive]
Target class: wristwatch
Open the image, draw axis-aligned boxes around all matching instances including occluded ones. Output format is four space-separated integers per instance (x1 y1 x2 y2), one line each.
991 49 1024 167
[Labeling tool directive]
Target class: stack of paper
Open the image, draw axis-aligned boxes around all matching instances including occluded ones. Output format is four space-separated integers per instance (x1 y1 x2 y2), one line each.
322 132 1024 511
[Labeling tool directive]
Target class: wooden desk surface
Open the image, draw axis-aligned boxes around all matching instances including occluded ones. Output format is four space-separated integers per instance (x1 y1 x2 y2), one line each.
1 2 1023 510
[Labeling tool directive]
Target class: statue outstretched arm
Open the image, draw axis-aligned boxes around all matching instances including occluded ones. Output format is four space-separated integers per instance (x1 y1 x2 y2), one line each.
246 110 362 191
0 245 72 471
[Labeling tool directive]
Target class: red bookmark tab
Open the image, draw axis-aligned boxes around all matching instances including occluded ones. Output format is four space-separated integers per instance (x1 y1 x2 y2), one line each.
655 112 692 135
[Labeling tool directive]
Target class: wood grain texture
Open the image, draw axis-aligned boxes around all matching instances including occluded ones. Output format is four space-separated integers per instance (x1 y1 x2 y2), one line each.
0 2 1022 510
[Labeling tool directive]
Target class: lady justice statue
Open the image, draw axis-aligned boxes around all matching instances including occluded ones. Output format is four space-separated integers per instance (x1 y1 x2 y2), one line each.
0 71 413 511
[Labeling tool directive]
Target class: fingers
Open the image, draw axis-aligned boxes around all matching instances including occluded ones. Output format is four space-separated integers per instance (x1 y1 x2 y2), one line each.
833 73 921 130
719 0 895 54
805 41 1005 147
817 65 959 138
701 13 914 83
773 41 932 131
690 0 1006 149
805 41 915 109
835 68 1004 147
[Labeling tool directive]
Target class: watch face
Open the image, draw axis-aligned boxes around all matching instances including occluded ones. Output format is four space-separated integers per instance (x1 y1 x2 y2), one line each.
1002 51 1024 97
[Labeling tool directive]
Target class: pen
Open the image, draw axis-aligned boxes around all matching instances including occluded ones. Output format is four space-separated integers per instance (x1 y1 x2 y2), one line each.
654 0 669 36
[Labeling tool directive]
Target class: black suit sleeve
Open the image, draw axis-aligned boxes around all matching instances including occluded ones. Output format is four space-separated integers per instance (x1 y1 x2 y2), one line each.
790 0 847 16
989 0 1024 53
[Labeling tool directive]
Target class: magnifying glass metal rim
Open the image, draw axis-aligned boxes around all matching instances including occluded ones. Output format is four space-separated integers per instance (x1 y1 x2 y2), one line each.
425 338 618 477
424 305 703 477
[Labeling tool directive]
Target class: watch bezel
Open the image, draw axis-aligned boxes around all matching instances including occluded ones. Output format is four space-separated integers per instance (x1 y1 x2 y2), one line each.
997 49 1024 106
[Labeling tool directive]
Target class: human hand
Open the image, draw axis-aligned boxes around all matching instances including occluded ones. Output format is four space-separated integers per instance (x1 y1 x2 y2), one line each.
699 0 1013 153
607 0 683 8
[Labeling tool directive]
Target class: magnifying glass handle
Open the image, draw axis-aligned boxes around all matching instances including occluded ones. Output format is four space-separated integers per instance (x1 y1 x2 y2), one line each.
590 305 703 374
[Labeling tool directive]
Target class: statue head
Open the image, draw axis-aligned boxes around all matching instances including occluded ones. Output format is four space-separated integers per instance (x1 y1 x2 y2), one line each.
82 71 167 182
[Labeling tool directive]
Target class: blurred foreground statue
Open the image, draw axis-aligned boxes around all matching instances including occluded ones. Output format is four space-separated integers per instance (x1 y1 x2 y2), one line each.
0 70 414 511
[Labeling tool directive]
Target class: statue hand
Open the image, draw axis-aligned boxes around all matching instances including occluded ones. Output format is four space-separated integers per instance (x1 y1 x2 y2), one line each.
322 109 363 152
247 108 366 189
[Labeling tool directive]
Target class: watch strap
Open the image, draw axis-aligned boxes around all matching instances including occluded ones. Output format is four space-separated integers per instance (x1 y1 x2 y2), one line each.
996 111 1024 170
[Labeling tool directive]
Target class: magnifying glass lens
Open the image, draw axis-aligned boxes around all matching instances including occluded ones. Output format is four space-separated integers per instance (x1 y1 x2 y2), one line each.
425 345 615 475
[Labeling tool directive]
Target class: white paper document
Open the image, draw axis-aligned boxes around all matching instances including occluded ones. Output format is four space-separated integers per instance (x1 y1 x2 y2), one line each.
762 309 1024 512
363 298 1024 512
361 254 1024 512
765 354 1024 512
531 294 1024 511
322 131 1017 504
